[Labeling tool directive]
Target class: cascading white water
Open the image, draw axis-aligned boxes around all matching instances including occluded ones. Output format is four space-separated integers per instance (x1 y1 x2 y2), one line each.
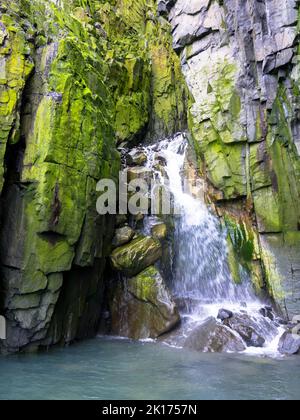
142 133 283 355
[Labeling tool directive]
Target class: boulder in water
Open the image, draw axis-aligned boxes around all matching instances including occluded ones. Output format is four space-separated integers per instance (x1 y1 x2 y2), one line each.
110 236 162 277
127 149 147 166
217 309 233 321
278 331 300 355
184 317 246 353
110 266 180 340
223 314 266 347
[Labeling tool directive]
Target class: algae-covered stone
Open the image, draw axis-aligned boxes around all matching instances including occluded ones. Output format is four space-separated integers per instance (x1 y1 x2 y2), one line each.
111 266 180 339
110 236 162 277
112 226 135 248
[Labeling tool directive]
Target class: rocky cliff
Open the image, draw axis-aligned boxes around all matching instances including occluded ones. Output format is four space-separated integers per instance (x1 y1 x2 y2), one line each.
0 0 299 354
162 0 300 318
0 0 185 353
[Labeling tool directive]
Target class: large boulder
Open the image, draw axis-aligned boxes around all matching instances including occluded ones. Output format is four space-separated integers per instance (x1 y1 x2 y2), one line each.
110 236 162 277
278 331 300 355
184 317 246 353
224 314 266 347
110 266 180 340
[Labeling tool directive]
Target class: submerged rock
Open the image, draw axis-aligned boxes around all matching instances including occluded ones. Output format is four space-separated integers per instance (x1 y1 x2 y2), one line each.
110 236 162 277
278 331 300 355
184 317 246 353
111 266 180 340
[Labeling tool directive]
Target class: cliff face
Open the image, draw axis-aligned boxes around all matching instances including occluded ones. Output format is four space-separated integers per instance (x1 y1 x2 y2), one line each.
0 0 299 353
0 0 185 353
165 0 300 317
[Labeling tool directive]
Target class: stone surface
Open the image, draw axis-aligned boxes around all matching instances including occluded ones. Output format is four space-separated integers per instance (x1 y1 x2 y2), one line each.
184 317 246 353
151 223 168 240
223 313 274 348
0 0 188 354
278 331 300 355
110 266 180 339
127 149 147 166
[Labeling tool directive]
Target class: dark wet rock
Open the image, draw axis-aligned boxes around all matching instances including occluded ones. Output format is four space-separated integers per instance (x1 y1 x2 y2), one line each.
110 236 162 277
217 309 233 321
223 314 266 348
110 266 180 340
184 317 246 353
278 331 300 355
112 226 135 248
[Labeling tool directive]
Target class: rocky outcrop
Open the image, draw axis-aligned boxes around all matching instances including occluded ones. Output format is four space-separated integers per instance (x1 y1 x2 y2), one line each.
165 0 300 318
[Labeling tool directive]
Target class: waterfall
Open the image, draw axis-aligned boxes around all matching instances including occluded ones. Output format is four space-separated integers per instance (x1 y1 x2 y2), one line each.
142 133 284 354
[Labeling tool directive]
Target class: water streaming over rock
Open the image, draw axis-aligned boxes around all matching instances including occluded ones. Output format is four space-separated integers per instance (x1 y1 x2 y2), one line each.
142 133 284 355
